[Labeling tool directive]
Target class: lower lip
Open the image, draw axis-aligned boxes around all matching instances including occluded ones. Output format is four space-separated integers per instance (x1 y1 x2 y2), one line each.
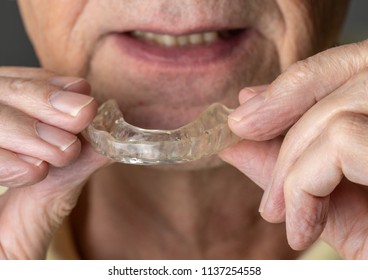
112 29 255 67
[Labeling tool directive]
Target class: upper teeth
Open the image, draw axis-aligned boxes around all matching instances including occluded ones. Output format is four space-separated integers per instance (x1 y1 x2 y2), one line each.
131 31 220 47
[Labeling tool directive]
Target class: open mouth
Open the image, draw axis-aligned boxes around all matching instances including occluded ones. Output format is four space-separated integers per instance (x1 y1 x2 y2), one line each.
128 29 245 47
113 28 253 65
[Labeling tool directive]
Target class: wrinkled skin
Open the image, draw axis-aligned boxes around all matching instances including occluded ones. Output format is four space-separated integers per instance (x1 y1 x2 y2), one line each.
2 0 364 259
18 0 347 129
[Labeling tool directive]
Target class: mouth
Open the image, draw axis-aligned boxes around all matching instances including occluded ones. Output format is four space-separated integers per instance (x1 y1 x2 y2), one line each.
112 28 254 66
129 29 244 47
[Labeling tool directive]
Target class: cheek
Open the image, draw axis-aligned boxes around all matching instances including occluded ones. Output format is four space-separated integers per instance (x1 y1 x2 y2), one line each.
274 0 317 68
19 0 89 75
274 0 349 69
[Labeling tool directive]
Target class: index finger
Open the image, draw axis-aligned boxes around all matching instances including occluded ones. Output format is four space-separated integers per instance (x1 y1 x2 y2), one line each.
228 40 368 140
0 76 96 134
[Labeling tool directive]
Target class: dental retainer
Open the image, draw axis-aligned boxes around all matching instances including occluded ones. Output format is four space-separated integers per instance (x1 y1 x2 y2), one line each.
83 100 240 165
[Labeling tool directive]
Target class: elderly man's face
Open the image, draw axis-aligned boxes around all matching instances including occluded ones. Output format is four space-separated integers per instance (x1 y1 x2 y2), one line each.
18 0 348 129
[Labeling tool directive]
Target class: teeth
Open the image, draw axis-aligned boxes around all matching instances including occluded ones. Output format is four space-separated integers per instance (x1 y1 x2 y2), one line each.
131 31 221 47
203 32 219 43
133 30 144 38
160 34 177 47
177 35 189 46
144 32 155 40
189 33 204 45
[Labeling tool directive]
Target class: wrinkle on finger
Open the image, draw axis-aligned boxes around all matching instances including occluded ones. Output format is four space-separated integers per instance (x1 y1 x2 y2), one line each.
229 42 368 141
0 67 56 80
262 69 368 223
286 189 329 250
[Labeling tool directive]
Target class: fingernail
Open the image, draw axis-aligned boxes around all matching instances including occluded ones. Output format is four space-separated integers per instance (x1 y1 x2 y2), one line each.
229 93 265 122
36 122 77 151
49 76 85 90
239 85 268 104
258 191 269 213
259 182 272 213
16 154 43 166
49 91 94 117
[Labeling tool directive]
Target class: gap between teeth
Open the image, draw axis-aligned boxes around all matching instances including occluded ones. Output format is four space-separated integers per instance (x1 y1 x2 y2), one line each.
131 31 221 47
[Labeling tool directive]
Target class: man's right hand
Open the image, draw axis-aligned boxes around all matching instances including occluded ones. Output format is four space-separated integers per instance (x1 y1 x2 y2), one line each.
0 67 110 259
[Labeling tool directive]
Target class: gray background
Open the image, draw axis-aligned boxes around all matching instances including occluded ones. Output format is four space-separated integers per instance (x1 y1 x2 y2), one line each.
0 0 367 67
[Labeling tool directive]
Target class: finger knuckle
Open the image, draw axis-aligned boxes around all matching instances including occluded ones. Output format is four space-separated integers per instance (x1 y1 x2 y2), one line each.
4 76 60 100
325 113 366 149
5 78 38 96
343 68 368 97
2 78 57 111
354 40 368 65
4 77 28 94
284 58 317 84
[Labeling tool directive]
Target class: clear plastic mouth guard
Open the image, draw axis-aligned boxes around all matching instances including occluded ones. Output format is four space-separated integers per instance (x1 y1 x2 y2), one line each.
83 100 240 165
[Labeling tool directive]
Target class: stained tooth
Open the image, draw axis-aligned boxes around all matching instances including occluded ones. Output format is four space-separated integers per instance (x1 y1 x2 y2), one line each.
177 35 189 46
189 33 204 45
161 35 177 47
132 30 144 38
143 32 155 40
154 35 165 45
133 31 221 46
203 32 219 43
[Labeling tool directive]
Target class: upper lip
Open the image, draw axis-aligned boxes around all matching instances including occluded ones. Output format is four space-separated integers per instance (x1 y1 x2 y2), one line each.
99 2 257 38
121 25 248 36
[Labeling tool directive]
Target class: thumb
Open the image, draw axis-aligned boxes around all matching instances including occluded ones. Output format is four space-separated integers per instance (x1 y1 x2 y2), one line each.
228 40 368 141
219 136 283 190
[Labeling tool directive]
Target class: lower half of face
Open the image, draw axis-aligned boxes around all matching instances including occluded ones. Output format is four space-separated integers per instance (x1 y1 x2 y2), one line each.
88 27 280 129
19 0 348 130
